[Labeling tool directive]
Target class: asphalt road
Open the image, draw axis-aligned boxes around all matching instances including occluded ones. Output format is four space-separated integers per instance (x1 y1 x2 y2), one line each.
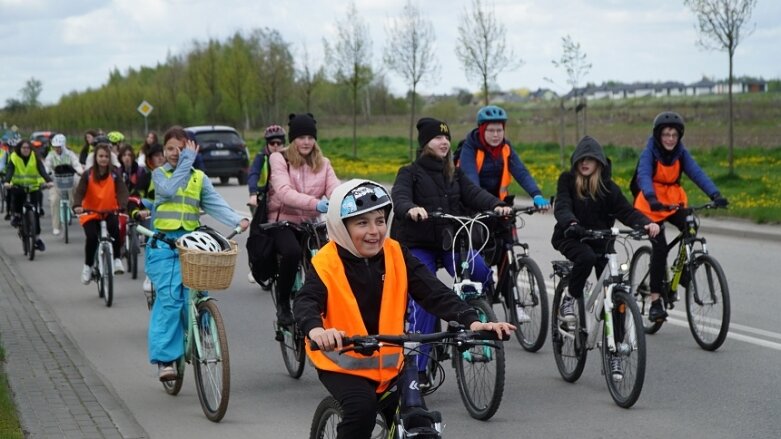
2 183 779 438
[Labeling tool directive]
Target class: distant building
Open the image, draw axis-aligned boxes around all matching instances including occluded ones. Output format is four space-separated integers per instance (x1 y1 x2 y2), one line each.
564 78 767 100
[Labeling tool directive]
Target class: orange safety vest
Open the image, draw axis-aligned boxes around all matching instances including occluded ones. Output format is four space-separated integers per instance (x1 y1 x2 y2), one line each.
80 171 119 225
634 160 687 222
305 239 408 393
475 145 512 201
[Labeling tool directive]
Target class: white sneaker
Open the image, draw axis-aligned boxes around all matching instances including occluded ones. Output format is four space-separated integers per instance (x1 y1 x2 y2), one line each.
143 276 152 292
81 265 92 285
53 228 61 236
248 272 256 284
515 305 532 323
113 258 125 274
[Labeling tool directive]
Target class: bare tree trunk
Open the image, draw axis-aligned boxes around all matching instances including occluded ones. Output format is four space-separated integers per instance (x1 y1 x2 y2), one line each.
352 81 358 158
483 76 489 105
409 86 417 162
728 52 735 176
559 98 566 169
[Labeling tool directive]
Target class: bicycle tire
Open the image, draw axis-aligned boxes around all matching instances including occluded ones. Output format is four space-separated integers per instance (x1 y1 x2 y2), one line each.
130 229 139 279
162 356 185 395
101 244 113 307
686 254 730 351
508 256 549 352
279 265 306 378
309 396 342 439
601 288 646 408
454 297 505 421
551 281 587 382
61 202 70 244
25 209 36 261
628 246 663 334
193 299 230 422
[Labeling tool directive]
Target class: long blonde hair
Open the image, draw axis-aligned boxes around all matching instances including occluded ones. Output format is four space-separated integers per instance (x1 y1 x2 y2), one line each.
284 139 325 172
574 162 606 200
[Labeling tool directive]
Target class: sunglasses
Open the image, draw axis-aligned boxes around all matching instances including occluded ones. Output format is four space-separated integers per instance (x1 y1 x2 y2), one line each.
268 140 284 146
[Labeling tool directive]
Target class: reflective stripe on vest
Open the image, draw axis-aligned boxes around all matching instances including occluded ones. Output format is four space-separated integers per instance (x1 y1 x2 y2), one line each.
153 168 204 231
634 160 687 222
305 239 408 393
10 152 42 190
475 144 512 201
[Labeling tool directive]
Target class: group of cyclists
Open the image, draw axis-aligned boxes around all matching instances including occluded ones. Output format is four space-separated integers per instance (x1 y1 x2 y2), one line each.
0 104 728 438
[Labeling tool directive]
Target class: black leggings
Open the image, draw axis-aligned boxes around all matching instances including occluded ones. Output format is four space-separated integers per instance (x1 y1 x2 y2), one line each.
83 216 121 266
556 238 610 299
318 370 398 439
650 210 688 293
270 226 302 312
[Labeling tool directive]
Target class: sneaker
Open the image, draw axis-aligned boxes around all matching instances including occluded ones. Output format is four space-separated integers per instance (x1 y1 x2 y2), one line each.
81 265 92 285
609 355 624 382
558 296 576 323
34 239 45 252
158 362 177 382
247 271 256 284
113 258 125 274
10 215 20 228
515 305 532 323
417 371 431 390
648 299 668 322
3 213 9 221
53 228 61 236
276 309 294 327
39 209 44 218
143 276 152 293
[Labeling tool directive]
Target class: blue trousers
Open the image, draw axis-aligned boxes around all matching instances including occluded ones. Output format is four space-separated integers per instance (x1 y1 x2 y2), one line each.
146 229 188 364
407 248 492 372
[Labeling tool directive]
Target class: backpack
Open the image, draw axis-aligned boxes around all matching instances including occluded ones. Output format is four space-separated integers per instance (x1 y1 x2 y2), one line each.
453 139 466 167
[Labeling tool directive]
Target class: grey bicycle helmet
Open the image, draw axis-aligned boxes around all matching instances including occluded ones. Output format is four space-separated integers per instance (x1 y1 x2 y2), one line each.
340 182 392 220
476 105 508 125
652 111 685 140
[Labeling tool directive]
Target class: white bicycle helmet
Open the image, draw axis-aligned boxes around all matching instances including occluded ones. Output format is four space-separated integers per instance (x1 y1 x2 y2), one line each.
51 134 67 148
177 231 223 253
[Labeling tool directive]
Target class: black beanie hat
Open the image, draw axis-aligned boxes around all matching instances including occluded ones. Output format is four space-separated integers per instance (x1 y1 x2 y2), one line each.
416 117 451 148
288 113 317 143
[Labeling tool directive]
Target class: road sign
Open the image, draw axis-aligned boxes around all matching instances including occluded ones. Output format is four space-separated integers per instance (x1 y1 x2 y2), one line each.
137 101 154 117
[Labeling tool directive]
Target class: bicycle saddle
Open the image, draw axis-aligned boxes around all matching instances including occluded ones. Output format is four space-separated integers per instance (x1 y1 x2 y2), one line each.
400 406 442 434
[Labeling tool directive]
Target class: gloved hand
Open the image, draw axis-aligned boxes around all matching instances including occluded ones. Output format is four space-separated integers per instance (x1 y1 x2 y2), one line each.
533 195 550 209
316 199 329 213
711 193 729 208
564 223 585 239
647 196 664 211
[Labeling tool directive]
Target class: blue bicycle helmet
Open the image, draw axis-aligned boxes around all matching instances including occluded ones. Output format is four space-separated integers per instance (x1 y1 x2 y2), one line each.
476 105 508 125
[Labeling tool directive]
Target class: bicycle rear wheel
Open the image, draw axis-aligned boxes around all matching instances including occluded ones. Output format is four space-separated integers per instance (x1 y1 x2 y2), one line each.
507 256 548 352
25 210 36 261
309 396 342 439
193 299 230 422
628 246 663 334
551 280 587 382
130 230 139 279
454 297 505 421
686 255 730 351
101 244 113 307
61 202 70 244
162 356 185 395
601 288 646 408
279 265 306 378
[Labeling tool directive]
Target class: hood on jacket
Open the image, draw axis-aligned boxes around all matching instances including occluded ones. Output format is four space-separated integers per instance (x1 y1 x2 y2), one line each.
570 135 608 170
326 178 394 259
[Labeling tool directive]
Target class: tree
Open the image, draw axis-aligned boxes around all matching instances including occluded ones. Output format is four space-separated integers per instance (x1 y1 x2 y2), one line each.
455 0 521 105
252 29 295 126
296 43 326 114
324 1 373 158
384 0 441 161
552 34 592 147
20 77 43 108
685 0 757 176
221 32 256 131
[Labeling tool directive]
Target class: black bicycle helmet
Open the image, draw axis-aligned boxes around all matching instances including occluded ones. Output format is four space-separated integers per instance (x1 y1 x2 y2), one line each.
652 111 685 140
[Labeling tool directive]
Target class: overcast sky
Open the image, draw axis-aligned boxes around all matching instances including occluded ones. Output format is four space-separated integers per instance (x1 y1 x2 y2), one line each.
1 0 779 106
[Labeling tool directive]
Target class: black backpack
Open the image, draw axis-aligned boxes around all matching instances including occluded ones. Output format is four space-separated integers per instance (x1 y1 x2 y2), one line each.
453 139 466 167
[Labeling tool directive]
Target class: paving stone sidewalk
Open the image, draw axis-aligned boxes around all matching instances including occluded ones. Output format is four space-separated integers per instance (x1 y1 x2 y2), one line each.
0 249 146 439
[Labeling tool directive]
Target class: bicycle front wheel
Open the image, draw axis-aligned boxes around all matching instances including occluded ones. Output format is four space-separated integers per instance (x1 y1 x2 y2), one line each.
601 288 646 408
454 298 505 421
309 396 342 439
61 202 70 244
101 244 113 307
628 246 662 334
129 229 139 279
686 255 730 351
279 325 306 379
193 299 230 422
508 256 548 352
162 356 185 395
25 209 36 261
551 280 587 382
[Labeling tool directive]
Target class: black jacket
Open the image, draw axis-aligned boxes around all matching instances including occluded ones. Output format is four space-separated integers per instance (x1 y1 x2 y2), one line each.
391 154 502 250
294 244 479 337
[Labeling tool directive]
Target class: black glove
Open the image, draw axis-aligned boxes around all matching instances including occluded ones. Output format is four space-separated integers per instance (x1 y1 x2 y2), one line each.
647 196 664 211
711 193 729 208
564 223 585 239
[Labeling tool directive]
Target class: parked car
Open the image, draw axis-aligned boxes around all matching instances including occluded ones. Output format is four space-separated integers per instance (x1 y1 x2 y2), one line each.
30 130 54 157
185 125 249 185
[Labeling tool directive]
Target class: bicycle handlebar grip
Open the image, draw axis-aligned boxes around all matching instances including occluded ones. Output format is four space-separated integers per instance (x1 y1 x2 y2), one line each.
473 330 511 342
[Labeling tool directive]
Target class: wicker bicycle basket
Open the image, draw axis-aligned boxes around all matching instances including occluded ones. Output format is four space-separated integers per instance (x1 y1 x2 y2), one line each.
176 240 239 291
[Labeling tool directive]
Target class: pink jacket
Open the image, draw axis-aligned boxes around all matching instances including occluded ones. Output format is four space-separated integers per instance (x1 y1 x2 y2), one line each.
267 151 340 224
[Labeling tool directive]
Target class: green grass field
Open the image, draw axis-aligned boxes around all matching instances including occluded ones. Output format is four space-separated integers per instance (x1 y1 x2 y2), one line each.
0 344 24 439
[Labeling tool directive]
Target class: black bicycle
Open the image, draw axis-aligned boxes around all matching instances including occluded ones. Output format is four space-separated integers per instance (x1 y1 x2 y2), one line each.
259 220 329 379
308 323 508 439
628 202 730 351
6 184 45 261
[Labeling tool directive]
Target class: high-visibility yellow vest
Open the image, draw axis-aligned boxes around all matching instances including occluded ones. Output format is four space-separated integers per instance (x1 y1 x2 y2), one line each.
153 168 204 231
10 152 43 190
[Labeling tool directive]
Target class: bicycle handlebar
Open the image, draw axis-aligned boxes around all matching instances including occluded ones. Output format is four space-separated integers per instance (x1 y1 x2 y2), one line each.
657 201 725 212
581 227 649 241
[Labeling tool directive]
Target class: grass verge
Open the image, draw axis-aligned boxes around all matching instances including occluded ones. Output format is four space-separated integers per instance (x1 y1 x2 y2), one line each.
0 344 24 439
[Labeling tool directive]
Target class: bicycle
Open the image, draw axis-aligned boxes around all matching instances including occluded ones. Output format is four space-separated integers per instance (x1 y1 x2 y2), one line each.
52 168 76 244
6 183 46 261
628 202 730 351
136 223 241 422
481 206 549 352
421 211 505 421
308 323 508 439
259 219 329 379
80 210 122 307
550 227 648 408
122 216 141 279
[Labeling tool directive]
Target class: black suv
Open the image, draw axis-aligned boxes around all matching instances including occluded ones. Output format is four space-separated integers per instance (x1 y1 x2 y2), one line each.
185 125 249 185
